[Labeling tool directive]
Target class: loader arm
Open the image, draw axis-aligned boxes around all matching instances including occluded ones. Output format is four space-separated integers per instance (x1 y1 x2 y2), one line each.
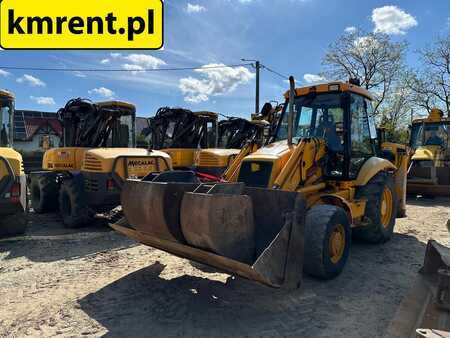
272 138 326 191
222 142 258 181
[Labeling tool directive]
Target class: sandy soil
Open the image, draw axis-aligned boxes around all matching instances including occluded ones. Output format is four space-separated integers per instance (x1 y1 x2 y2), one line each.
0 197 449 338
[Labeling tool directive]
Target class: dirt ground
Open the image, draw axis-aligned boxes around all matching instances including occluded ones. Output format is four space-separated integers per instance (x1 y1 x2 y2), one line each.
1 197 449 338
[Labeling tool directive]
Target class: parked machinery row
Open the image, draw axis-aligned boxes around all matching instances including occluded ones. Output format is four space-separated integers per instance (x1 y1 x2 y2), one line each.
3 79 447 295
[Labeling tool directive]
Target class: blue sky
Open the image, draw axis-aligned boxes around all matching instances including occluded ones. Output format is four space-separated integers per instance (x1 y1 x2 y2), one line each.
0 0 449 118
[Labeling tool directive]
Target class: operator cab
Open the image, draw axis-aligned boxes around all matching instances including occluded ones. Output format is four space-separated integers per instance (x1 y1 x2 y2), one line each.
410 109 449 151
0 90 14 148
147 108 218 150
218 117 264 149
277 81 378 180
59 99 136 148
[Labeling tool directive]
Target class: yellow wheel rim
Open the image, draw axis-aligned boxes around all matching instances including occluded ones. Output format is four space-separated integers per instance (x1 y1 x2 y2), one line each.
380 187 393 229
329 224 346 264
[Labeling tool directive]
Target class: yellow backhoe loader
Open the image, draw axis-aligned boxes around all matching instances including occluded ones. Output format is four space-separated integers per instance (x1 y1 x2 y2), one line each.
407 108 450 196
29 98 172 228
111 78 409 289
0 89 27 237
146 107 218 169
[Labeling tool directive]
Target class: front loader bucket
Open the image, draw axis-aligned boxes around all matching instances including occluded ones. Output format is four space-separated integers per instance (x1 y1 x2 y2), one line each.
121 179 199 242
114 180 306 289
387 240 450 337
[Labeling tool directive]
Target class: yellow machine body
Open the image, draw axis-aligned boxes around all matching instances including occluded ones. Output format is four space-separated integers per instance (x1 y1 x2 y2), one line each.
0 89 27 236
82 148 171 178
195 119 270 177
43 147 88 171
162 148 197 168
113 80 409 289
152 110 219 169
408 108 450 196
195 148 241 175
0 147 24 177
30 99 173 228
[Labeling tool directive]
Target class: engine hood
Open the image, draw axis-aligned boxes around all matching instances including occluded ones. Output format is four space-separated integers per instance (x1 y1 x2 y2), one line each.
86 148 170 160
0 147 23 176
200 148 241 157
244 140 291 161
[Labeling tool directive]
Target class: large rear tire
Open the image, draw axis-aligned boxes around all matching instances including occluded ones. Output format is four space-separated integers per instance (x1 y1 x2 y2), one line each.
58 177 92 228
353 172 397 243
304 205 351 279
30 174 58 213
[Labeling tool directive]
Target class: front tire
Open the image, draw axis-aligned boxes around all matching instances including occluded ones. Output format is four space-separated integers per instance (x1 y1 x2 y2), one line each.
58 177 92 228
304 205 351 279
354 172 397 243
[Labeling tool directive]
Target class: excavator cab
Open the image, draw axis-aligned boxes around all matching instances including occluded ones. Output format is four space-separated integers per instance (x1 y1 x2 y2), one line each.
0 90 27 237
146 107 218 168
112 78 408 289
407 108 450 196
30 98 172 228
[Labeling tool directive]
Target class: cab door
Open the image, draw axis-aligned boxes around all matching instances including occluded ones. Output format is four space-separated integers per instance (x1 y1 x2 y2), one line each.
348 93 377 179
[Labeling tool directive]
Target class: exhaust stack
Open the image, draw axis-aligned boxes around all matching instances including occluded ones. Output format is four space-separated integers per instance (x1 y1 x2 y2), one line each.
287 76 295 146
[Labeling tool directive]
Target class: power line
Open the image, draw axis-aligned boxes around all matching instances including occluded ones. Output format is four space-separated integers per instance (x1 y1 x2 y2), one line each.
261 64 289 80
0 63 254 73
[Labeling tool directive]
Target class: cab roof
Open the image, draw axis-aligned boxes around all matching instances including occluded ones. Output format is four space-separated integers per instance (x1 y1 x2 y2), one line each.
96 100 136 113
412 108 450 124
283 81 373 101
0 89 15 100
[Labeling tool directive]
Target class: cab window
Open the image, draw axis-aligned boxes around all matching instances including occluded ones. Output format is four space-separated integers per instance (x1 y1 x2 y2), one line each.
349 94 375 178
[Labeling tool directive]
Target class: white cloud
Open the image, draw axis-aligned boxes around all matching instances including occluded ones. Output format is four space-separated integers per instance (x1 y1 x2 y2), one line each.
30 96 56 106
88 87 115 99
186 3 206 13
110 53 121 58
122 64 145 75
100 59 110 64
179 63 254 103
16 74 46 87
0 69 11 77
344 26 357 33
123 54 166 69
303 74 326 84
372 6 417 35
72 71 87 78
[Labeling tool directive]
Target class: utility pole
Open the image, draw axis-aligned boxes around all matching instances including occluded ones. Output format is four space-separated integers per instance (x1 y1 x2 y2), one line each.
241 59 261 114
255 61 260 115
